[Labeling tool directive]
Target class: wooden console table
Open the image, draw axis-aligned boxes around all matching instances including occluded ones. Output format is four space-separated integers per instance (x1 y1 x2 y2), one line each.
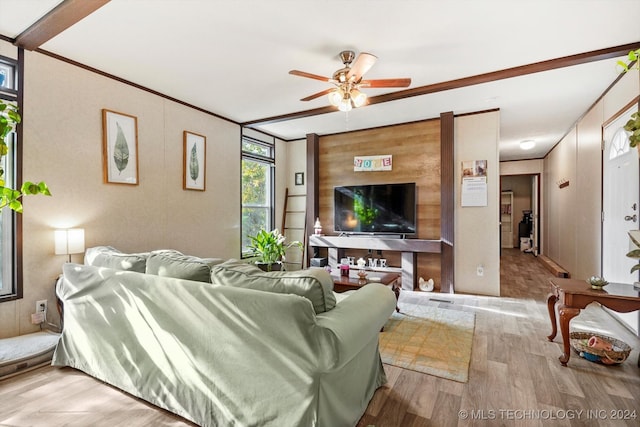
309 235 441 291
546 278 640 366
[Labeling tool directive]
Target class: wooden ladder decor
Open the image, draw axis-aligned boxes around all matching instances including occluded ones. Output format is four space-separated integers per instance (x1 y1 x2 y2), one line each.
281 187 307 270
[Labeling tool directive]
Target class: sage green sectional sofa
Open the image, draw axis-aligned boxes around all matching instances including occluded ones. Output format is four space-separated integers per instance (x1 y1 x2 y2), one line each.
53 247 396 427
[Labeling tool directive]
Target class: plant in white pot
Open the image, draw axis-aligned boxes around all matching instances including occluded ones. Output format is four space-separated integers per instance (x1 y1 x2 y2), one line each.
0 99 51 211
248 228 302 271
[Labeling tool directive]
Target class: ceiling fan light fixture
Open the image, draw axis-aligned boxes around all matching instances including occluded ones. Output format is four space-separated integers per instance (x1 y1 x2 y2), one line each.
351 88 367 107
328 89 343 107
338 97 352 112
520 139 535 150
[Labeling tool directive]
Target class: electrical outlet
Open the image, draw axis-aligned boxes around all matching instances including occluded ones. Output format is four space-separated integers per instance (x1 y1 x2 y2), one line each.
36 299 47 317
476 265 484 277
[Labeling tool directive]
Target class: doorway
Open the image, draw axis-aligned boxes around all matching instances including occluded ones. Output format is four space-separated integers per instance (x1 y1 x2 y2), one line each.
500 174 540 255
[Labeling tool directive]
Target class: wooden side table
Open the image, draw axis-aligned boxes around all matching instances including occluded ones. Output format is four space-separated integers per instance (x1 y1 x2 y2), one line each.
546 278 640 366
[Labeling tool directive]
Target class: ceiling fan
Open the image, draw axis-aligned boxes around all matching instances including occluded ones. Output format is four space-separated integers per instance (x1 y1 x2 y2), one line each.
289 50 411 111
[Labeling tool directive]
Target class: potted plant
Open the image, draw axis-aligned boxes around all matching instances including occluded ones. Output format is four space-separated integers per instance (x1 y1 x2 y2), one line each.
618 49 640 148
624 111 640 148
248 228 302 271
0 99 51 211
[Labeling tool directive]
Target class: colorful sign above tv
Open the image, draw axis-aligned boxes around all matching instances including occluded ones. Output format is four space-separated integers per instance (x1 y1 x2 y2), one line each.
353 155 392 172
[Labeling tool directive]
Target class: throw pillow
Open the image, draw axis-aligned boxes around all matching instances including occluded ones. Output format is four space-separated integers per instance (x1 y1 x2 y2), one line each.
84 246 149 272
146 250 224 283
210 260 336 313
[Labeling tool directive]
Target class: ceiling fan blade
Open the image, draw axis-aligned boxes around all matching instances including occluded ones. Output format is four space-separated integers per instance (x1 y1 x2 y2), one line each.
289 70 332 82
301 88 335 101
360 78 412 88
347 52 377 81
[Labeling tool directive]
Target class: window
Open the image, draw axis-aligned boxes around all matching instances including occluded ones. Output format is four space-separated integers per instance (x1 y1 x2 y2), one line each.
241 133 275 256
609 127 630 160
0 54 21 301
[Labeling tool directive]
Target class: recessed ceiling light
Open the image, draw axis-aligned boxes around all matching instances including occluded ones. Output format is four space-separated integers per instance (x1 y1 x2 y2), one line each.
520 140 535 150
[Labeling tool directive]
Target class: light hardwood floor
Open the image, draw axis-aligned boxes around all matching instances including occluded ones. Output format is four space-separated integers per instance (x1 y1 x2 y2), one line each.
1 249 639 426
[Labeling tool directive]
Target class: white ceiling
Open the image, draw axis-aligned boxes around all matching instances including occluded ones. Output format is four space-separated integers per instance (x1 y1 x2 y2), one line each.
1 0 639 161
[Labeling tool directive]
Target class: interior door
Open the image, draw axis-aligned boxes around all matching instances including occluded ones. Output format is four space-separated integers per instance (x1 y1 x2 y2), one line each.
603 106 639 283
532 175 539 256
602 104 639 335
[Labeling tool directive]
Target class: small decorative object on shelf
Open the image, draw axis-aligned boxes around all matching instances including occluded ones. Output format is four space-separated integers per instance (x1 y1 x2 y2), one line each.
340 258 350 276
587 275 608 290
356 257 366 269
357 270 367 285
314 218 322 235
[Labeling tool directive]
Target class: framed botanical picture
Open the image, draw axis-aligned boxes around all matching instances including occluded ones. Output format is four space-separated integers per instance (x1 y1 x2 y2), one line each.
102 109 139 185
183 131 206 191
295 172 304 185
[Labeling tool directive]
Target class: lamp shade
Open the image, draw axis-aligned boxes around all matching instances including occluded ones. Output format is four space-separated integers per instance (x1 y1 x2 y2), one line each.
55 228 85 256
328 89 343 107
350 89 367 107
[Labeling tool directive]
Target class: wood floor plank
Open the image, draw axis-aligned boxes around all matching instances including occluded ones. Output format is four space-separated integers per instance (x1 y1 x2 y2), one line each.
427 391 460 427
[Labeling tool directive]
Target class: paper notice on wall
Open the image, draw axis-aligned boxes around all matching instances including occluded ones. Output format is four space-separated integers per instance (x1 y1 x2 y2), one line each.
461 160 488 207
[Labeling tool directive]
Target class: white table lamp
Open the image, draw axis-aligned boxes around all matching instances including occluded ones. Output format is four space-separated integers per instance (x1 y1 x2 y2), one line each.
55 228 85 262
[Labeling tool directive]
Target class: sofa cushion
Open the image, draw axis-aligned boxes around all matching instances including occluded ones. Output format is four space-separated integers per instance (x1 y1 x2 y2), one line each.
146 251 224 282
210 260 336 313
84 246 149 272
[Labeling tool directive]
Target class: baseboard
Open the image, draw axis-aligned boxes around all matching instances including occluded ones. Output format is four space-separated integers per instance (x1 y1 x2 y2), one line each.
538 254 570 278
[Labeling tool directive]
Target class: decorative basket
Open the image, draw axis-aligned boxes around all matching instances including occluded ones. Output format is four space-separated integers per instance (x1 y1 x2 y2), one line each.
570 331 632 365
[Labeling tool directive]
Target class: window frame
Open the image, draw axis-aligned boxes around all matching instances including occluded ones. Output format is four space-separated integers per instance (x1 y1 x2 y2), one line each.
0 51 23 303
241 133 275 258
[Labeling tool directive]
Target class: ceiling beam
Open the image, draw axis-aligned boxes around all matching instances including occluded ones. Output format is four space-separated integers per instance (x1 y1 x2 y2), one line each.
15 0 111 51
243 42 640 128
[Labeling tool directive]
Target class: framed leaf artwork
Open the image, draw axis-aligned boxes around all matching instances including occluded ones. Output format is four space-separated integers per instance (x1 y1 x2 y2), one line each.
183 131 206 191
102 109 139 185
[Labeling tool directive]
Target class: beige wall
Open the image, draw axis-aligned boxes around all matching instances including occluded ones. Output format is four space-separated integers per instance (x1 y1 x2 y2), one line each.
455 111 501 296
500 159 543 175
543 68 640 279
1 44 246 338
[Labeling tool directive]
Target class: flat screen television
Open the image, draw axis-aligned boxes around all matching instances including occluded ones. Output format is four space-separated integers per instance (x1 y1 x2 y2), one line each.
334 183 417 235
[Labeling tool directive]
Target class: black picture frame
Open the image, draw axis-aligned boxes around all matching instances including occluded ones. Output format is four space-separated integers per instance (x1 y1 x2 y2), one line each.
295 172 304 185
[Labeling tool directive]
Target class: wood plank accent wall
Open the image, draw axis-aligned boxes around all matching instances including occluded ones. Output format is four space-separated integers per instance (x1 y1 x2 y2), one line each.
316 119 442 289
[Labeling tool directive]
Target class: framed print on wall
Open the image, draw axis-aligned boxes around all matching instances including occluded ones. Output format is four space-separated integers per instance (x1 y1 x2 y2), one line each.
183 131 206 191
102 109 139 185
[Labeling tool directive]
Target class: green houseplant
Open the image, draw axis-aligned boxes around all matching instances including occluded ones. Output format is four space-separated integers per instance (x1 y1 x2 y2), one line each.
626 230 640 274
248 228 302 271
618 48 640 148
0 99 51 212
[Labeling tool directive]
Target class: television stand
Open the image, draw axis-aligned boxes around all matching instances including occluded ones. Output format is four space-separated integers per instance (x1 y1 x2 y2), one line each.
309 235 441 290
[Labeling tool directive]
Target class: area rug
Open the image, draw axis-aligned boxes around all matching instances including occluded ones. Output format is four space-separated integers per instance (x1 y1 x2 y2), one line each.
379 303 475 383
